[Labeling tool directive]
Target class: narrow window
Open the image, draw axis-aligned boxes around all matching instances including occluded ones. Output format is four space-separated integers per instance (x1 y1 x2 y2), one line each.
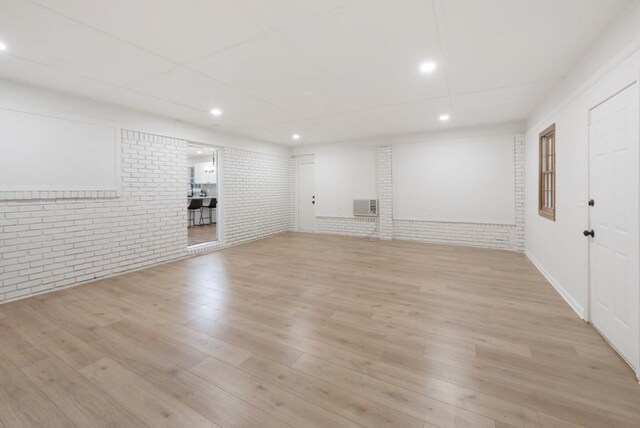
538 124 556 221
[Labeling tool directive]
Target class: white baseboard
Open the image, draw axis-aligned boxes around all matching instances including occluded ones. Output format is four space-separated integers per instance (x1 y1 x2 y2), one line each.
525 250 585 320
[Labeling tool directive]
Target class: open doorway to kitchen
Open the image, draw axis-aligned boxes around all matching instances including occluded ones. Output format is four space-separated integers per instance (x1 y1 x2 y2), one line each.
187 144 218 247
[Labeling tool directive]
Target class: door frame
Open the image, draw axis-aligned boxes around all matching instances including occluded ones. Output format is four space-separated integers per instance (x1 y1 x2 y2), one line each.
585 76 640 379
186 141 223 247
295 154 315 232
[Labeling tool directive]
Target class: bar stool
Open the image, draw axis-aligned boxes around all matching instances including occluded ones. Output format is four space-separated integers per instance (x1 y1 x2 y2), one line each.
203 198 217 224
187 198 203 228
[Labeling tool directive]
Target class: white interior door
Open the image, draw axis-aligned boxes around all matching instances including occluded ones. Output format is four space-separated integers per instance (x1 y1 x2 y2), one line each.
589 82 639 371
297 162 315 232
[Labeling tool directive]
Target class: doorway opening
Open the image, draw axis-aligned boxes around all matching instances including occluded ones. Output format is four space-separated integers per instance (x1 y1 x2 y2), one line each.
187 144 219 247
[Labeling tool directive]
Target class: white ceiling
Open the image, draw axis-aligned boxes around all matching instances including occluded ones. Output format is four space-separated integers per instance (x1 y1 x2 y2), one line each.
0 0 633 146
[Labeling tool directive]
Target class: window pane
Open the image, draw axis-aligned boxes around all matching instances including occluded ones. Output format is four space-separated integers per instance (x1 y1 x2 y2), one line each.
539 124 556 219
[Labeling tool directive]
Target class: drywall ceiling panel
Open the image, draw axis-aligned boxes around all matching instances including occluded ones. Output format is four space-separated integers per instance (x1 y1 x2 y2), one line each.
0 0 175 85
443 0 632 94
234 0 358 30
453 80 558 128
27 0 266 63
279 0 449 106
126 67 295 127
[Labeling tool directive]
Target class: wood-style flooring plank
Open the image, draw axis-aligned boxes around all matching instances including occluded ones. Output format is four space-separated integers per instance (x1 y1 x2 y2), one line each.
0 351 75 428
0 232 638 428
21 356 146 427
80 357 219 428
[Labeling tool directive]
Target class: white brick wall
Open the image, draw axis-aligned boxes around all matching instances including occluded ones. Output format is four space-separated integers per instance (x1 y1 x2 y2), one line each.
0 130 188 303
390 136 526 251
514 135 526 251
393 219 516 250
310 137 526 251
0 128 525 303
289 158 297 231
315 216 378 237
377 146 393 240
223 147 292 246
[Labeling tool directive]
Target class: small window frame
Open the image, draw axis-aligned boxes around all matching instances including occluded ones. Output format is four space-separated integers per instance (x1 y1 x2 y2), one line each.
538 124 556 221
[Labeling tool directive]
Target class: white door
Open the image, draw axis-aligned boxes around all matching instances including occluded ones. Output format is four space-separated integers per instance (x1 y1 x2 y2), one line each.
589 82 639 371
297 162 315 232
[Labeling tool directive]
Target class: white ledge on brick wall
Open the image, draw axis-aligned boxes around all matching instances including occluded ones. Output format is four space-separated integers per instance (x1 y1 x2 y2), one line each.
0 190 119 201
187 241 225 256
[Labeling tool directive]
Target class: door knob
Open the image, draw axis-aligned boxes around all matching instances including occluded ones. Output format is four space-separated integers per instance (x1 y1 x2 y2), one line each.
583 229 595 238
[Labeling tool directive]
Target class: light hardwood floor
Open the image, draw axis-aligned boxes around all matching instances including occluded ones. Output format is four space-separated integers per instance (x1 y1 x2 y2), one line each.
0 232 639 428
188 223 217 246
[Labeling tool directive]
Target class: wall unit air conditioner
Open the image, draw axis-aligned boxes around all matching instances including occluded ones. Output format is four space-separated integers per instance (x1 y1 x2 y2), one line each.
353 199 378 217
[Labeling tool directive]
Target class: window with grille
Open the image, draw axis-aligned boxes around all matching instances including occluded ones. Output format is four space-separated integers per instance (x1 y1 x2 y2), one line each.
538 124 556 221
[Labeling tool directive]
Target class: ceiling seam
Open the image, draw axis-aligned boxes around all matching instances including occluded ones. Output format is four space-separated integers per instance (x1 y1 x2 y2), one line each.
431 0 457 123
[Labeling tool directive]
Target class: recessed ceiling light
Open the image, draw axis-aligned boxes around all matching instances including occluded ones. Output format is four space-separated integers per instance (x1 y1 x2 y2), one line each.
210 108 222 117
197 150 203 154
439 114 450 122
0 41 7 51
419 61 437 74
292 134 301 140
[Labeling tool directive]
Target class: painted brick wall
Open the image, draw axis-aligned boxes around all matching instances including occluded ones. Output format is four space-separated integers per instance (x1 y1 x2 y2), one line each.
390 136 526 251
315 216 378 237
393 220 517 250
223 147 292 246
377 146 393 240
289 158 297 231
514 135 526 251
0 130 187 303
312 137 526 251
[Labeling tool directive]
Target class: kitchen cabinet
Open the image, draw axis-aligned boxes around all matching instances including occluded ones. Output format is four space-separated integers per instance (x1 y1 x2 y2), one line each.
194 161 216 184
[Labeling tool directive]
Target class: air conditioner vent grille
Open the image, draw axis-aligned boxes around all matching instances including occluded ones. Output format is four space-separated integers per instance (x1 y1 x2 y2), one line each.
353 199 378 217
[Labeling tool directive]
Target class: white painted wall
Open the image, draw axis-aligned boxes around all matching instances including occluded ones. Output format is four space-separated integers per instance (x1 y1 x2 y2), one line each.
0 79 293 304
393 136 515 224
0 109 118 192
0 79 290 156
314 147 377 217
293 125 525 250
524 3 640 319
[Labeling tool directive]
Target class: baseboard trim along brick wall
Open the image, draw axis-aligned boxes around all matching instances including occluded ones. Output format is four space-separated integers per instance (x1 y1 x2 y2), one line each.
310 136 526 252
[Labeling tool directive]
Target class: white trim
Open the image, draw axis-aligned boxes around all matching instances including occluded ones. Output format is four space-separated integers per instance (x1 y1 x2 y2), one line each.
525 250 585 320
586 109 593 324
187 142 223 248
187 241 225 256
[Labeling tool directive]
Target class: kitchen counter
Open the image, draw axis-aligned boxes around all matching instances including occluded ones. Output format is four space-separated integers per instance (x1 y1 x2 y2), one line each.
187 197 217 226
